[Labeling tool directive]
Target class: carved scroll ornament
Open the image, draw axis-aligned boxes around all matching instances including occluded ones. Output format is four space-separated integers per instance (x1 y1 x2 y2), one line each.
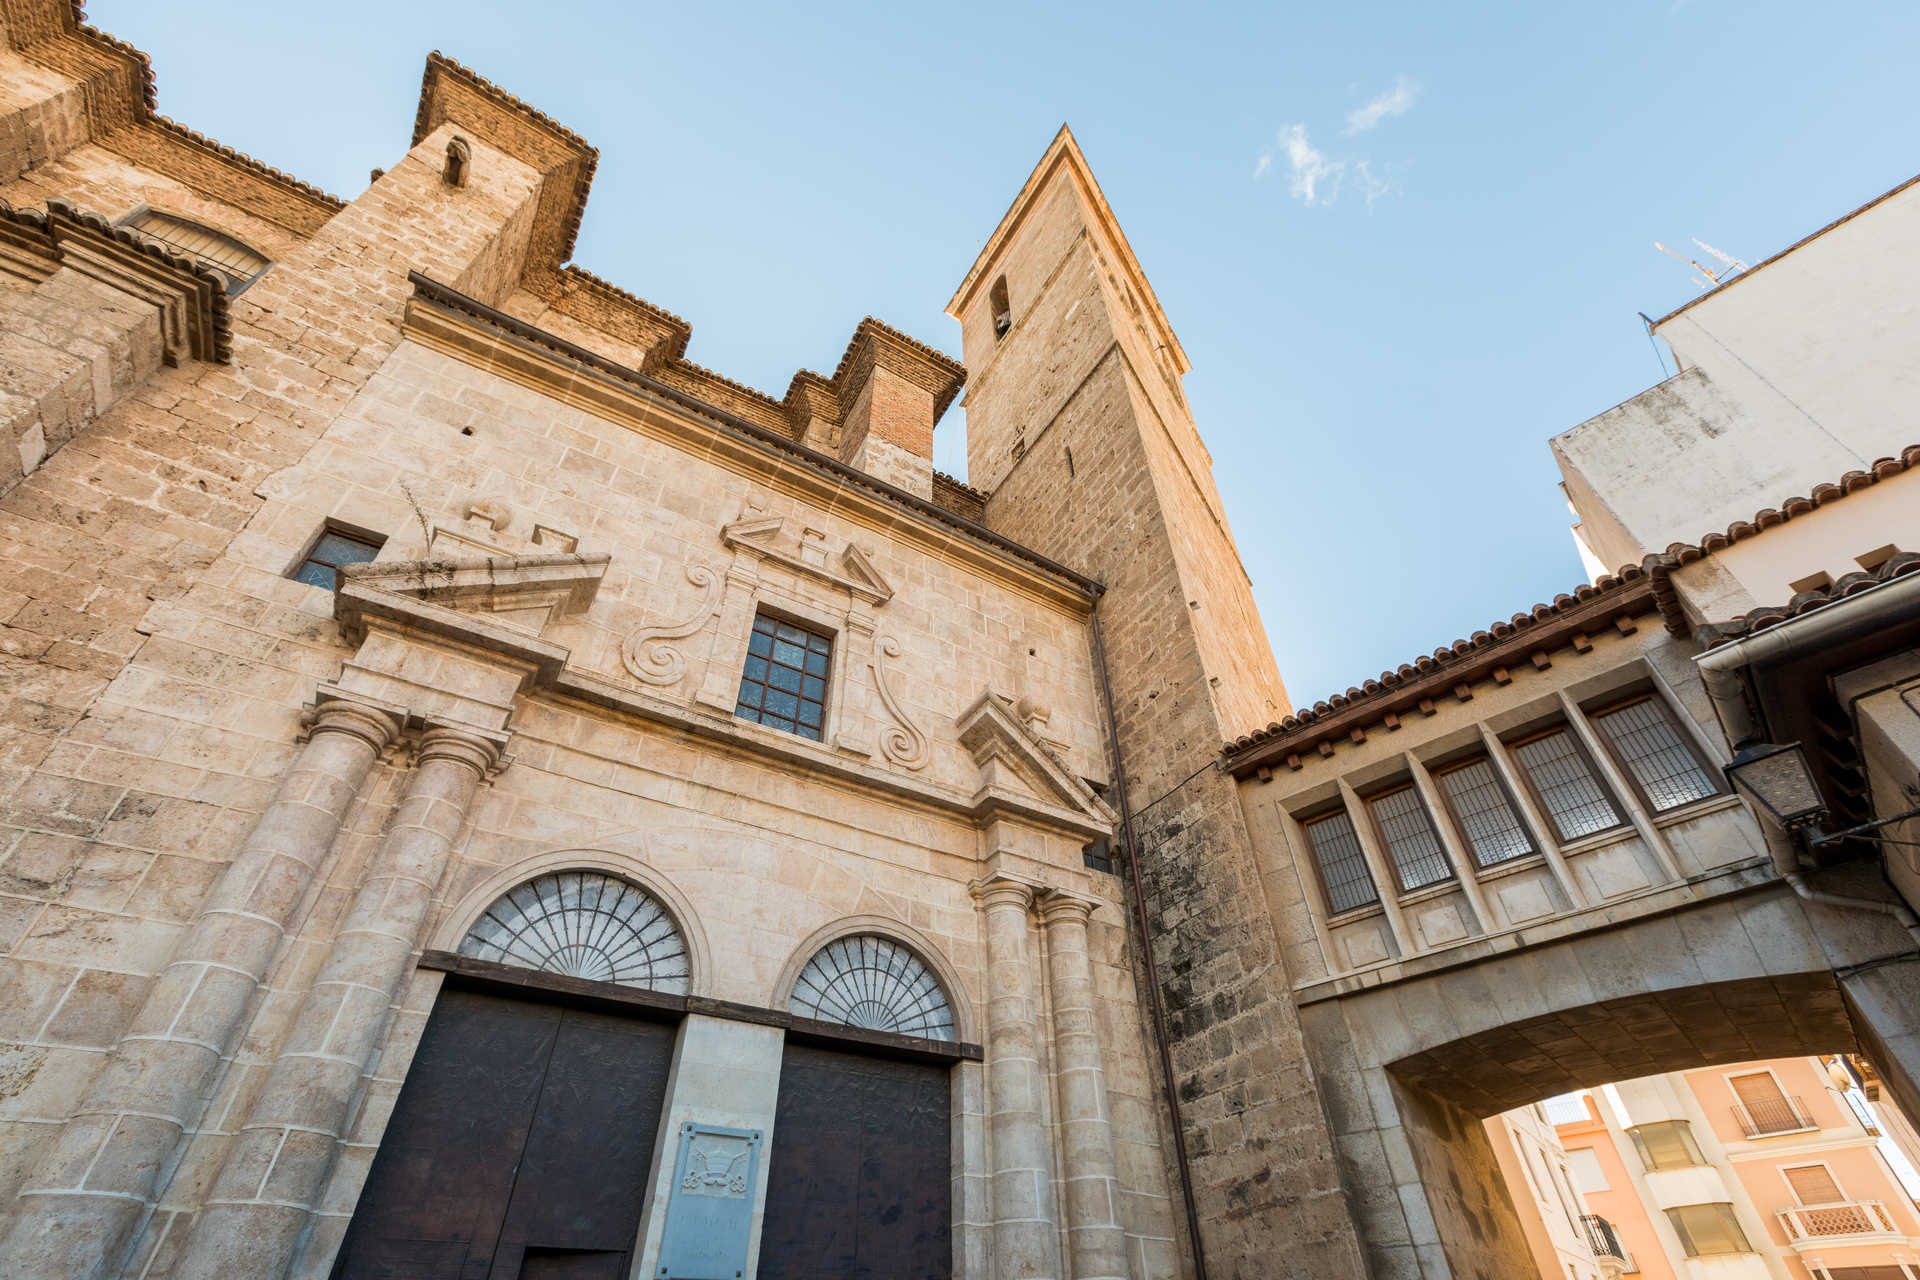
871 635 930 770
621 563 720 686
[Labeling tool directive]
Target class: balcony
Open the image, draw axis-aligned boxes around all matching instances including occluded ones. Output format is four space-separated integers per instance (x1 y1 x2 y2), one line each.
1580 1214 1633 1273
1731 1094 1817 1138
1776 1199 1900 1243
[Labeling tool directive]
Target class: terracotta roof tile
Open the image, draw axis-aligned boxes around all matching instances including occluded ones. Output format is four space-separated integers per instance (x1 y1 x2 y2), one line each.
1698 551 1920 648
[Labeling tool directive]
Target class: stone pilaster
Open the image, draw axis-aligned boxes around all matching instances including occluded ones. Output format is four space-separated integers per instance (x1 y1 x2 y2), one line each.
973 874 1061 1280
0 689 404 1280
172 720 508 1280
1038 891 1129 1280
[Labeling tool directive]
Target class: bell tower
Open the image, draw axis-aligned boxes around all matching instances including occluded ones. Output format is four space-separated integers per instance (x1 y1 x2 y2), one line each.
948 128 1367 1275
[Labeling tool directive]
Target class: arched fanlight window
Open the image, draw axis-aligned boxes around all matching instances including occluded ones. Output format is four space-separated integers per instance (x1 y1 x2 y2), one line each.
788 934 955 1041
457 871 689 994
122 209 270 297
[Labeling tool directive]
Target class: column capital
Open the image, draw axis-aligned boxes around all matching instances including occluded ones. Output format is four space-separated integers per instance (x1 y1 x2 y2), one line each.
968 873 1038 912
301 686 407 754
1036 888 1100 927
414 720 513 778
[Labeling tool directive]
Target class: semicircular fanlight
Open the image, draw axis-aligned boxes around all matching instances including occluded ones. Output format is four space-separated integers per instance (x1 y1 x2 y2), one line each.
458 871 689 994
788 934 955 1041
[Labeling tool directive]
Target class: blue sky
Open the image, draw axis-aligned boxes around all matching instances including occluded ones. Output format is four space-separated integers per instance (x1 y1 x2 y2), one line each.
92 0 1920 710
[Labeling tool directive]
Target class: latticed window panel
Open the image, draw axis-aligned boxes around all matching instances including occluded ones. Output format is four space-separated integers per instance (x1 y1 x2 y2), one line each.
1367 788 1453 891
788 935 955 1041
124 209 270 295
1594 699 1718 811
736 612 831 741
1512 730 1622 841
1437 760 1535 867
458 871 689 994
1304 811 1378 914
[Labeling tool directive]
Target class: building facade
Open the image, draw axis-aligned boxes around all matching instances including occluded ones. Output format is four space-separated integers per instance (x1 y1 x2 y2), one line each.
0 3 1917 1279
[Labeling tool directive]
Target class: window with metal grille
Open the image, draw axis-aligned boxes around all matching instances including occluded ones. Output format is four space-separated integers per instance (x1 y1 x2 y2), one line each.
788 934 955 1041
736 612 831 741
1367 787 1453 891
1664 1203 1751 1257
1627 1120 1704 1171
122 209 270 296
1436 759 1535 866
1593 698 1719 811
1511 729 1622 842
292 527 382 590
1784 1164 1844 1205
1303 810 1378 914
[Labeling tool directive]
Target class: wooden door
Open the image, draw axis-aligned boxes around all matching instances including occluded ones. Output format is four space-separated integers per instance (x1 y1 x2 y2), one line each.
332 988 674 1280
757 1042 951 1279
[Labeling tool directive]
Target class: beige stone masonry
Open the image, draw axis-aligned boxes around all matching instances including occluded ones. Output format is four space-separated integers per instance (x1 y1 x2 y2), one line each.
173 719 507 1279
0 687 404 1279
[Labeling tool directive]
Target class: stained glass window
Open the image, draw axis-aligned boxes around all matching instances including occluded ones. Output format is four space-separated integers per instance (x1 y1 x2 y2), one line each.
736 612 831 741
788 935 955 1041
458 871 689 994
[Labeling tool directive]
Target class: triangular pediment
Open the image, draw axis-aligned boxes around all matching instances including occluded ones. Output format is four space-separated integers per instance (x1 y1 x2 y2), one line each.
956 692 1115 836
721 515 893 605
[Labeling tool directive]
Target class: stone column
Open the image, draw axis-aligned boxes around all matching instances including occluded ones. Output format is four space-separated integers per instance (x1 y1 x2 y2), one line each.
0 688 403 1280
1038 891 1130 1280
973 875 1062 1280
172 720 507 1280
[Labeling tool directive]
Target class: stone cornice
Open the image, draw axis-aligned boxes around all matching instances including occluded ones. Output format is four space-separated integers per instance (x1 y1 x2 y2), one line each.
401 273 1103 613
0 198 232 363
412 51 596 277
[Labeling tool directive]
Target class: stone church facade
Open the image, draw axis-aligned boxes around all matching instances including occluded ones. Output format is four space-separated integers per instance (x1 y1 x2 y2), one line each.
2 4 1917 1279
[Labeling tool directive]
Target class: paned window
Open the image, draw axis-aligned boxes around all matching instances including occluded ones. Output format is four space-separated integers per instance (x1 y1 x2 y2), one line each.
735 612 831 741
1784 1164 1844 1205
1436 759 1535 866
1303 810 1378 914
1665 1203 1751 1257
292 527 383 590
457 871 689 994
1593 698 1720 811
123 209 270 295
1628 1119 1704 1171
1511 729 1622 842
1367 787 1453 891
1567 1147 1608 1194
788 934 955 1041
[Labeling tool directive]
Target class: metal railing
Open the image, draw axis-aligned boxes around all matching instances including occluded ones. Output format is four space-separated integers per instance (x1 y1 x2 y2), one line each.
1776 1200 1898 1240
1580 1214 1630 1262
1732 1094 1817 1137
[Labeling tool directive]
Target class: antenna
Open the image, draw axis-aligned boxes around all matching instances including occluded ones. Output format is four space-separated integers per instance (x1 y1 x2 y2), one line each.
1655 239 1747 291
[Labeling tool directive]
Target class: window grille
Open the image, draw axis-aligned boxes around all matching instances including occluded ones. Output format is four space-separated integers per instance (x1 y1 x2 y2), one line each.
1665 1203 1751 1257
123 209 270 296
1367 787 1453 891
1627 1119 1704 1171
292 527 383 590
457 871 689 994
1593 698 1719 811
1511 730 1621 841
1304 810 1378 914
735 612 831 741
1436 759 1534 866
788 935 955 1041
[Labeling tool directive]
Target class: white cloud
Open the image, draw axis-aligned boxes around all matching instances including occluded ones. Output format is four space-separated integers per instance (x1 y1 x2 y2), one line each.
1353 160 1396 211
1255 124 1345 206
1344 76 1417 135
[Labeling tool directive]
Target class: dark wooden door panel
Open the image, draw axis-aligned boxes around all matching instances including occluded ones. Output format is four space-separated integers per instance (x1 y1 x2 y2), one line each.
334 989 562 1279
758 1043 951 1280
334 988 673 1280
491 1009 675 1278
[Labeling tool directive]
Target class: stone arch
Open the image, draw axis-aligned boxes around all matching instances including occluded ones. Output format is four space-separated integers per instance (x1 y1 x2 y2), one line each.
772 914 978 1044
432 849 713 998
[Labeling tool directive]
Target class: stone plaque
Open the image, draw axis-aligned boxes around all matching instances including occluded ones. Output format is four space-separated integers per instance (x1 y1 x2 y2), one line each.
656 1122 762 1279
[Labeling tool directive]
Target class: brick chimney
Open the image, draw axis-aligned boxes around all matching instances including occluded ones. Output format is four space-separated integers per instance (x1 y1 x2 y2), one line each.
829 319 963 499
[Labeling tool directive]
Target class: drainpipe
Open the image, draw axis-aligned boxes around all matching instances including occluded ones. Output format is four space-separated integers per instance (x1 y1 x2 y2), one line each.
1089 603 1210 1280
1692 571 1920 948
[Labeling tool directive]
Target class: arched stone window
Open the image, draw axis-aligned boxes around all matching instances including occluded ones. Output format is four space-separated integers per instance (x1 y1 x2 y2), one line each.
788 934 955 1041
457 870 689 994
122 209 270 296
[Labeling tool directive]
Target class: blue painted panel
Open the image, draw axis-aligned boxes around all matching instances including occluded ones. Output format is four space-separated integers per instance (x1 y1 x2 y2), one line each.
656 1122 762 1280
